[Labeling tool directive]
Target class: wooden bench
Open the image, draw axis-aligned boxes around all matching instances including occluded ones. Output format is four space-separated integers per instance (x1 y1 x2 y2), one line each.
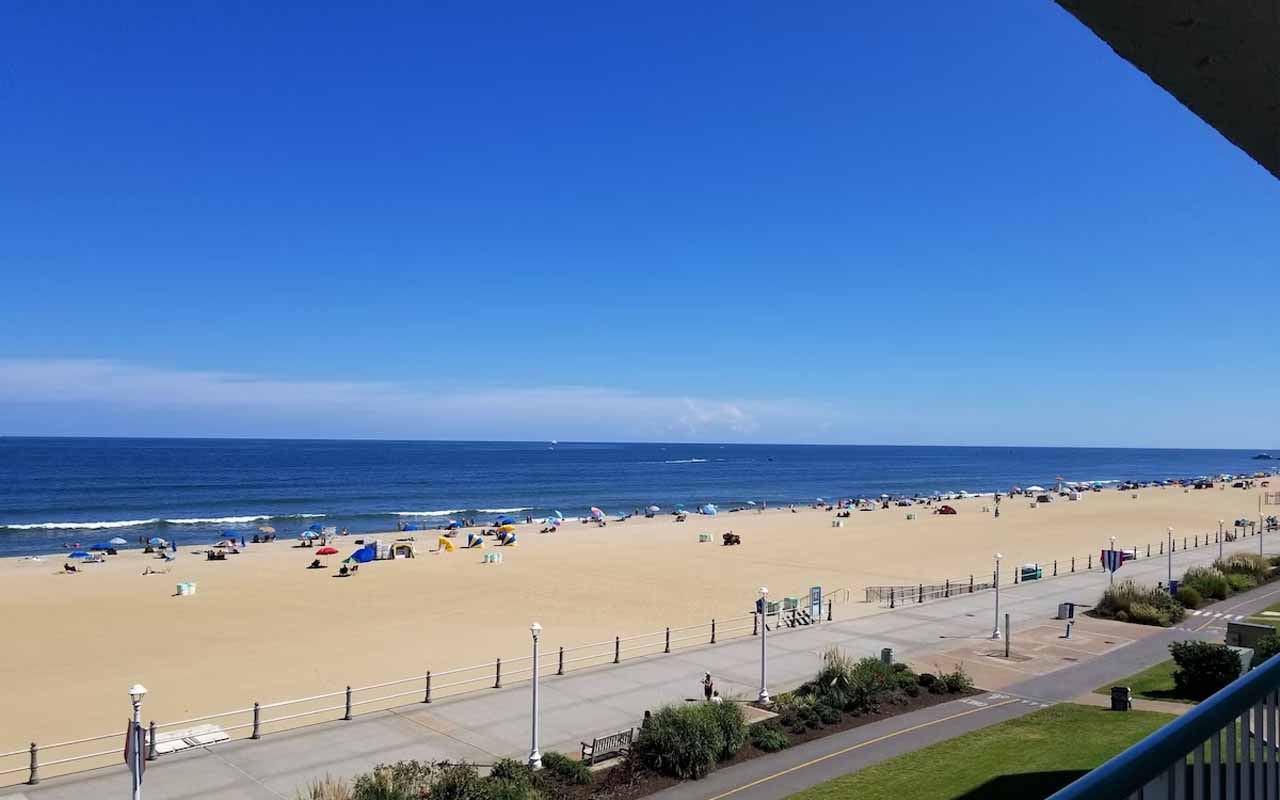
581 727 633 766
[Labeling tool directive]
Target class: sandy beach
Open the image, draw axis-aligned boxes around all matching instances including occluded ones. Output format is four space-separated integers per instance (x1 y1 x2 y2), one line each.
0 482 1272 774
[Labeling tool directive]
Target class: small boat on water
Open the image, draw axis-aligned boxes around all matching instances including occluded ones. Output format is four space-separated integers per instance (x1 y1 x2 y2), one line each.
1253 453 1273 460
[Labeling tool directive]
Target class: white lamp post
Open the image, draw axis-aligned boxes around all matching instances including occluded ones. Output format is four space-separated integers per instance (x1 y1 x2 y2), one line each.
991 554 1003 640
1108 536 1116 585
1167 527 1173 587
1219 520 1225 558
757 587 770 703
528 623 542 769
128 684 147 800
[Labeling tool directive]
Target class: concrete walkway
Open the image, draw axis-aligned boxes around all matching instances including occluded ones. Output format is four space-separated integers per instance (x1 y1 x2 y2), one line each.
3 537 1273 800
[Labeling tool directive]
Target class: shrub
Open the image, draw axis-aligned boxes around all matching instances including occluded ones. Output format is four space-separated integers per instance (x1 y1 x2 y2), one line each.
1096 579 1185 625
776 694 820 733
700 700 748 760
1183 566 1230 600
1227 573 1258 592
427 763 484 800
632 704 726 779
537 752 591 786
1171 641 1242 700
297 776 353 800
916 673 938 691
1127 602 1170 627
814 701 842 724
352 760 435 800
1215 553 1271 582
799 649 900 714
749 721 791 752
938 665 974 694
1253 634 1280 668
1175 586 1203 609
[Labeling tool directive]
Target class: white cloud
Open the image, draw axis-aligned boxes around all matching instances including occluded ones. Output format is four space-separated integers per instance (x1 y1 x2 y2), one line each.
0 359 822 441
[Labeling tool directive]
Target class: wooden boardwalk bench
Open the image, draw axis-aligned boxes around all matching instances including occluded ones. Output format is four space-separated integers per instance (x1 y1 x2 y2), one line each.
581 727 633 766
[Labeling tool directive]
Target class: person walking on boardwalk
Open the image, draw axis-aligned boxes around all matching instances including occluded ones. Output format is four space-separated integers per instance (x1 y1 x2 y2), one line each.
702 672 714 701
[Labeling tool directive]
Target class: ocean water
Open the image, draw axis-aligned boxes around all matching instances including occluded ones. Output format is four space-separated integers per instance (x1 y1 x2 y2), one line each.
0 437 1271 557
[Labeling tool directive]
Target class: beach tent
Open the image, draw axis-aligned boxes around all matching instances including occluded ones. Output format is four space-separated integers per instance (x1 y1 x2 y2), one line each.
68 551 91 558
109 537 128 545
466 533 485 548
390 542 416 559
345 543 377 564
437 536 456 553
316 546 339 556
499 531 518 546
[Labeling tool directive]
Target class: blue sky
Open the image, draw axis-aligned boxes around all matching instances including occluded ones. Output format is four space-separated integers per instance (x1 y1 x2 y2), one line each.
2 1 1277 446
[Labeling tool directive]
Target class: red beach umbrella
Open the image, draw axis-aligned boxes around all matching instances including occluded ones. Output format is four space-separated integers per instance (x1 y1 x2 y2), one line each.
315 546 339 556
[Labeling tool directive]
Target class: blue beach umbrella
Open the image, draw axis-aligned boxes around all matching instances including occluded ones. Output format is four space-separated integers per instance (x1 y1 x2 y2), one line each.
68 551 91 558
300 531 318 540
89 542 112 551
109 537 128 545
148 537 167 546
701 504 718 516
308 523 323 532
446 520 462 530
552 510 563 519
496 516 517 526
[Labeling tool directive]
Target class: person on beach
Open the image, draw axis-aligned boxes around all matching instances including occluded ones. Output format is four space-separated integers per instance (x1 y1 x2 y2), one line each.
702 672 714 701
711 691 723 704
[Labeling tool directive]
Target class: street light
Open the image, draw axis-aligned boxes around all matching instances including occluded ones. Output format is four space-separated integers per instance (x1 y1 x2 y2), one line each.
1167 527 1173 587
528 623 542 769
128 684 147 800
991 554 1003 640
1219 520 1225 558
1108 536 1116 585
757 587 770 703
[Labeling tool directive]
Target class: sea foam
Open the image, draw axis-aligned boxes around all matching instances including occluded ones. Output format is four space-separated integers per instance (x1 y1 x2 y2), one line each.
1 518 159 530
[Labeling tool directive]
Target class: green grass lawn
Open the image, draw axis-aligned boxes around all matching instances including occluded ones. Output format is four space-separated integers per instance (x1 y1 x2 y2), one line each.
786 704 1173 800
1095 659 1194 704
1242 600 1280 632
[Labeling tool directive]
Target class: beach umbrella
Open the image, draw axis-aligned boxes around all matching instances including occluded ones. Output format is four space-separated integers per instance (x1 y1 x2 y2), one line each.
590 507 604 518
701 504 718 516
148 537 167 546
499 524 517 532
214 540 235 548
647 505 661 513
299 531 318 540
258 525 276 534
552 510 563 519
68 551 90 559
109 536 128 545
89 542 112 551
316 546 339 556
746 501 756 506
308 524 323 532
446 520 462 530
496 516 518 526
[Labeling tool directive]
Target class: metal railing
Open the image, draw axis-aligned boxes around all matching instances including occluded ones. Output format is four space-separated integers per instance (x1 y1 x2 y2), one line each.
0 588 849 786
1049 654 1280 799
865 525 1265 609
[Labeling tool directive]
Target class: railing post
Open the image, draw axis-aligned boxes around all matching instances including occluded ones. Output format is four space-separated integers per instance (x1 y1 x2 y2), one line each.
1196 534 1199 547
890 587 895 608
27 742 37 785
1014 569 1019 584
1087 553 1092 570
710 618 716 644
1071 556 1075 572
752 614 758 636
1053 560 1058 576
945 578 950 598
614 636 620 664
558 646 564 675
1160 540 1164 555
827 598 833 621
424 671 432 703
1183 536 1187 550
494 658 502 688
147 721 157 760
917 583 923 603
343 686 352 720
1147 543 1151 557
251 703 261 738
969 574 974 593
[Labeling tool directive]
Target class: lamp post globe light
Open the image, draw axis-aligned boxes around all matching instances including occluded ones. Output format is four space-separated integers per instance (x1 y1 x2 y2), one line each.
1109 536 1116 585
1220 519 1225 557
528 623 542 769
991 554 1003 640
757 586 770 703
1167 527 1173 587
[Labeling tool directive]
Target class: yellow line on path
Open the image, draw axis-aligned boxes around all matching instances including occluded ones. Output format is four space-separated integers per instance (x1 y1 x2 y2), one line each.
1193 587 1280 632
704 698 1021 800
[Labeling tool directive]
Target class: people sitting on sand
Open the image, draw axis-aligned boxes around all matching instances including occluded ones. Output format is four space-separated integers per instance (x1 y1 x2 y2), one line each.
308 558 323 569
63 563 79 573
338 565 349 577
